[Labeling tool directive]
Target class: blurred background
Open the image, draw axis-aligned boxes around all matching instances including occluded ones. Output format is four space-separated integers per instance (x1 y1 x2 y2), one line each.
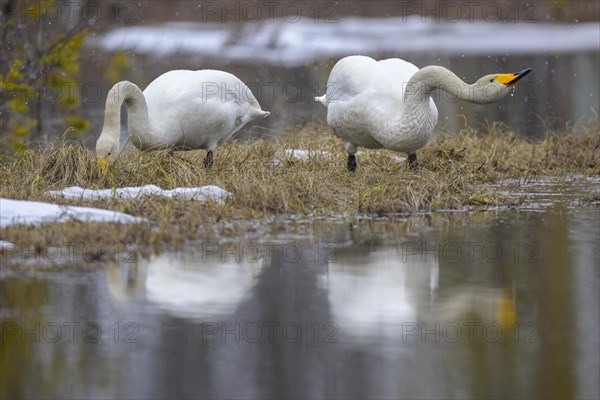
1 3 599 399
1 0 599 151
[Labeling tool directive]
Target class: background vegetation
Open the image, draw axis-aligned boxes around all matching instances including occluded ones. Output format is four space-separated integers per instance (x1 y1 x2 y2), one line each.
0 1 93 152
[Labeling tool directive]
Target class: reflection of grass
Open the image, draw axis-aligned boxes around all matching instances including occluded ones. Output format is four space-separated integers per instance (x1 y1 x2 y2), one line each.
0 122 598 251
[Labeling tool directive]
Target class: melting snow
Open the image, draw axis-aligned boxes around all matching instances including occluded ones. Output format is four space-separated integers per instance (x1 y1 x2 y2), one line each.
0 240 17 251
272 149 332 166
271 150 409 166
0 198 144 228
93 18 600 67
45 185 232 204
1 186 232 228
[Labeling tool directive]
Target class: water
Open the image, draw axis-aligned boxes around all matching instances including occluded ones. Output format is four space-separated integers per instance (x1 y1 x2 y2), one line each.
496 175 600 209
1 204 598 399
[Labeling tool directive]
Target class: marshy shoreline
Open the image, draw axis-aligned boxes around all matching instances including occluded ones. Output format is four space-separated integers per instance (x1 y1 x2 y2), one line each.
1 122 599 260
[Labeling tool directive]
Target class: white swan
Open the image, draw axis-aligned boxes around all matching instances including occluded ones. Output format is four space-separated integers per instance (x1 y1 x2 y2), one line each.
316 56 531 170
96 69 270 172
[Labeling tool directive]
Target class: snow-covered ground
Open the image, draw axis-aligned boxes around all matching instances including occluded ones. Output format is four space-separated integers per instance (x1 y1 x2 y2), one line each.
45 185 232 204
95 18 600 66
0 240 17 251
0 198 144 228
1 186 232 228
271 149 408 166
272 149 332 166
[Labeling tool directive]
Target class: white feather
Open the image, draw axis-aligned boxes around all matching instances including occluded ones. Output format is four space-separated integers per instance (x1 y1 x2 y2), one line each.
96 70 269 161
318 55 517 157
320 56 437 155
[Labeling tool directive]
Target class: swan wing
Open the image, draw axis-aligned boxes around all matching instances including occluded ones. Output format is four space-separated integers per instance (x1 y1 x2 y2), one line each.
324 56 419 104
324 56 421 148
377 58 420 82
325 55 378 103
142 70 267 150
323 56 439 152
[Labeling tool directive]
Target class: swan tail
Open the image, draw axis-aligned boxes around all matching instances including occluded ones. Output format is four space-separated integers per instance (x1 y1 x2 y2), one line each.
247 99 270 119
256 109 270 119
249 106 270 120
315 95 328 107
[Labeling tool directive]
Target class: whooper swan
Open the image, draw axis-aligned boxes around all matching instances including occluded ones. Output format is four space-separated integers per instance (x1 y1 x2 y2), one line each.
96 70 270 173
316 56 531 171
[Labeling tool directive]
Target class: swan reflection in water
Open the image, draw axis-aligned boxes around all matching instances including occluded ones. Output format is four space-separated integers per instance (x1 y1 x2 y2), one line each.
326 247 436 340
106 251 263 319
105 239 516 333
327 245 517 341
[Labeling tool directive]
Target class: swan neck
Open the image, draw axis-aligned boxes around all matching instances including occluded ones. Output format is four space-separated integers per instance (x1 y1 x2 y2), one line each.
100 81 150 143
404 66 474 105
405 66 508 105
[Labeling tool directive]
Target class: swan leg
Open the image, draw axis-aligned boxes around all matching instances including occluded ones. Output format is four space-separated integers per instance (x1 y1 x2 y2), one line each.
347 154 357 172
345 142 358 172
204 150 213 169
408 153 418 169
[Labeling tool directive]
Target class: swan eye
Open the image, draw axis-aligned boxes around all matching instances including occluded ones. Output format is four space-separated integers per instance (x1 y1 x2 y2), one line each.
489 79 494 82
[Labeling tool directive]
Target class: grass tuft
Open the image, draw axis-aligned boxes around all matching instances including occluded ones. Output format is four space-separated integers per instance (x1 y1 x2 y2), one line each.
1 121 598 253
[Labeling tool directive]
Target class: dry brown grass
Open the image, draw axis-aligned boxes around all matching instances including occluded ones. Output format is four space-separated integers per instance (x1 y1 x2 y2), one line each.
1 121 598 252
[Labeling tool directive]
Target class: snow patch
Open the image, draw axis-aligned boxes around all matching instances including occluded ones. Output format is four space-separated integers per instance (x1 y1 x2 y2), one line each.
0 198 144 228
45 185 232 204
93 18 600 67
0 240 17 252
272 149 332 166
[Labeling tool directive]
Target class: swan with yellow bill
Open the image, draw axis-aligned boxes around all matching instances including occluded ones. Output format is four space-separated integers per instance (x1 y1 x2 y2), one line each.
96 69 270 173
316 56 532 170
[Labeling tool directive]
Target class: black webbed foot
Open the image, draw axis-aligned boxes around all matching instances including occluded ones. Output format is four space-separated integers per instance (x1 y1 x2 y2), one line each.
204 150 214 169
347 154 357 172
408 153 418 170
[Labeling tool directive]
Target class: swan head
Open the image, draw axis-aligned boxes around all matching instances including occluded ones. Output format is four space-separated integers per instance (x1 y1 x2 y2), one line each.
470 68 532 104
96 134 119 175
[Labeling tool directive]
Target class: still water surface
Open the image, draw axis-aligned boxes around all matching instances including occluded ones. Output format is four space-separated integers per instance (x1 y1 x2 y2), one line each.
1 203 598 399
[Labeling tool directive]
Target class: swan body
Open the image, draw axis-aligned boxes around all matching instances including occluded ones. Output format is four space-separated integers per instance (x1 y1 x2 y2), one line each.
96 70 270 170
317 55 531 170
